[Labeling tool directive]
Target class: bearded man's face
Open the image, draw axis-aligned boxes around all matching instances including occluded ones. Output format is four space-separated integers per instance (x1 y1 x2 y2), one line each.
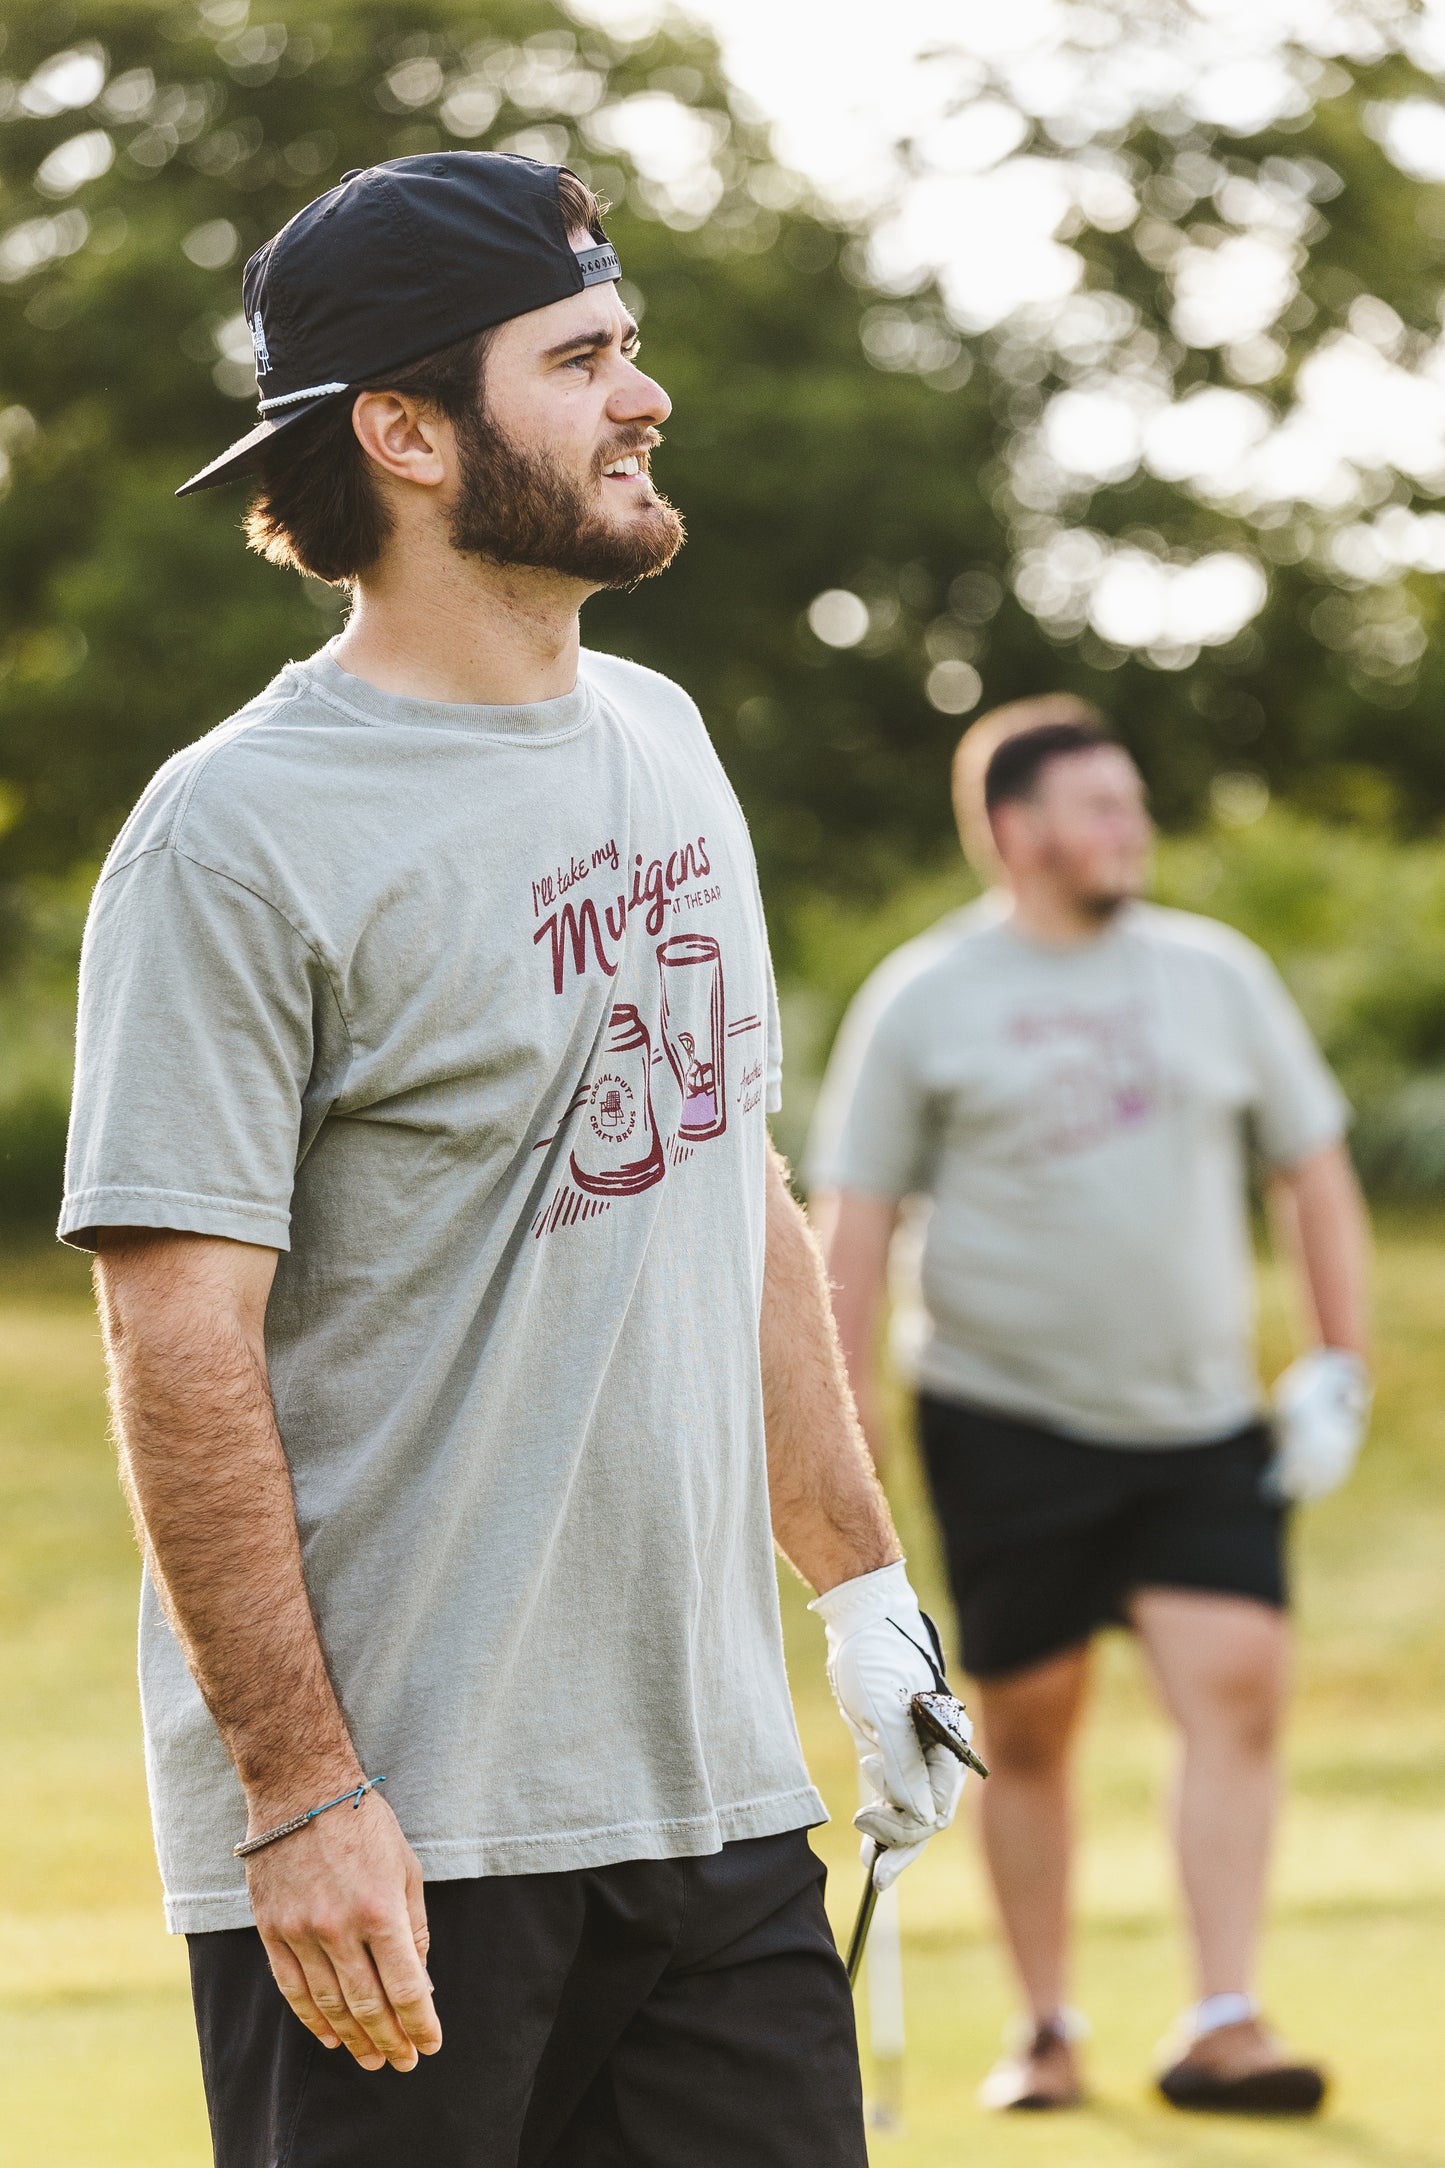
448 406 684 585
452 264 684 586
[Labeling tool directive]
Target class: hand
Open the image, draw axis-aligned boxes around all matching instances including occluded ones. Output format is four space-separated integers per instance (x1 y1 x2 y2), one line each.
810 1561 968 1892
1267 1347 1373 1503
243 1780 442 2072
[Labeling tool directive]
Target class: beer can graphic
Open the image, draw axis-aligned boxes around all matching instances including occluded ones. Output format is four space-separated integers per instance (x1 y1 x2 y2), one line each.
570 1003 667 1196
658 933 726 1141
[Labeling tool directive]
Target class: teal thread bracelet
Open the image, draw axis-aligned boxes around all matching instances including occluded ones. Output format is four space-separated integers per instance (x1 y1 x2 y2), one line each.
234 1776 386 1859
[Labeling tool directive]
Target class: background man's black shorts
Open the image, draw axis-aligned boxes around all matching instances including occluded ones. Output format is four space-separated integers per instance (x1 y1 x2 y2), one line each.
917 1393 1288 1680
188 1828 866 2168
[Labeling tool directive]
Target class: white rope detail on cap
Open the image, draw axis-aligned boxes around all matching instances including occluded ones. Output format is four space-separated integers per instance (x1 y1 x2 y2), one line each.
256 381 350 412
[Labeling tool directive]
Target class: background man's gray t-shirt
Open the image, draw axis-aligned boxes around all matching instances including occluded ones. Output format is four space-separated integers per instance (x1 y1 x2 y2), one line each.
63 645 821 1933
807 899 1348 1446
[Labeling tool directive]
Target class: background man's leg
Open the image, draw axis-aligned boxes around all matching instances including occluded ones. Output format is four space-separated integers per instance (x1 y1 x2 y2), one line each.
976 1642 1091 2020
974 1643 1091 2107
1130 1587 1287 1999
1130 1586 1323 2109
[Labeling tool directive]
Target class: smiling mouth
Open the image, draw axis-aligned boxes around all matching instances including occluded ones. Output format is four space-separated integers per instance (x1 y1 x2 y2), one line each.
601 453 647 480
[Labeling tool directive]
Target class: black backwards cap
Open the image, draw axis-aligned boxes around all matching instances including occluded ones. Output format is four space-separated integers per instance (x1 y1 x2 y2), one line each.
177 151 621 496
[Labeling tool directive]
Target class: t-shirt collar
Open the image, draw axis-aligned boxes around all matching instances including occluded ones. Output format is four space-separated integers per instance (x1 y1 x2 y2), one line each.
993 896 1140 961
291 642 595 740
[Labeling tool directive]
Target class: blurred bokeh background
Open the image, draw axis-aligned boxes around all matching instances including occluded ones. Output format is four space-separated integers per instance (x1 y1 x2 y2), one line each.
18 0 1445 1196
3 2 1444 2161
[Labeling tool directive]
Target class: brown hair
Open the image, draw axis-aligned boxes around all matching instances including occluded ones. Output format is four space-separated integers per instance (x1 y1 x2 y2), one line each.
243 169 609 585
951 692 1107 879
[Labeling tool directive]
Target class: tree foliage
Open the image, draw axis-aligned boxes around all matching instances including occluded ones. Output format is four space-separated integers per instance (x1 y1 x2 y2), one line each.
0 0 1013 943
5 0 1445 962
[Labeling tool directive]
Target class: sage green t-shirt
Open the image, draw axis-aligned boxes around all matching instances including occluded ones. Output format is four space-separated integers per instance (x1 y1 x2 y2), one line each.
62 644 821 1933
807 898 1347 1446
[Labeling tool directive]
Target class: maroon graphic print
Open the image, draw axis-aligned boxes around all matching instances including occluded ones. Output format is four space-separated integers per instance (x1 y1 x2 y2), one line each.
525 819 764 1238
1008 1002 1160 1157
569 1002 667 1197
657 933 726 1141
531 1186 611 1237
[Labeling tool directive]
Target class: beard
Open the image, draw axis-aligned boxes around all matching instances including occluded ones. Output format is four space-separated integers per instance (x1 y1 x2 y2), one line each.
447 407 685 585
1076 889 1131 924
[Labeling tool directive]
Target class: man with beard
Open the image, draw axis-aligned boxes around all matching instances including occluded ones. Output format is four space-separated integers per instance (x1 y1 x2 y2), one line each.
810 703 1371 2116
62 156 968 2167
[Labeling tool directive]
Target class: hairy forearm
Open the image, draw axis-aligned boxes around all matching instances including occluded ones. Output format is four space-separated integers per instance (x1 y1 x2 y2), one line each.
1269 1143 1371 1358
760 1149 901 1593
97 1238 359 1810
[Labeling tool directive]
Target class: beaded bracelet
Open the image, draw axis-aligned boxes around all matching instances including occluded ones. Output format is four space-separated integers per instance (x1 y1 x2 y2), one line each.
234 1776 386 1859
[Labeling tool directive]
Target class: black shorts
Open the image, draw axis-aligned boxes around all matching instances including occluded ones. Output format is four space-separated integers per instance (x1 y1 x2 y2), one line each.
187 1829 866 2168
917 1393 1288 1680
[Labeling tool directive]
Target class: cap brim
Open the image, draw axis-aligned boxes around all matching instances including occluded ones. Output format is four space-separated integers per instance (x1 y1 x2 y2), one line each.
175 390 347 497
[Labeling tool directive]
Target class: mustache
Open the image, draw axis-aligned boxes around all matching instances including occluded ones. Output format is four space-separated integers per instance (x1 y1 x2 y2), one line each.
594 427 663 476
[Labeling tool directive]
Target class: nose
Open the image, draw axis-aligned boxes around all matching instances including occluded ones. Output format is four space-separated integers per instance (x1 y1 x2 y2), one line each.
609 361 671 427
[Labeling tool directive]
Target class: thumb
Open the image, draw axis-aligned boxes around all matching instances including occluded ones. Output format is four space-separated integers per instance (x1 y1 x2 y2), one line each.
867 1694 936 1823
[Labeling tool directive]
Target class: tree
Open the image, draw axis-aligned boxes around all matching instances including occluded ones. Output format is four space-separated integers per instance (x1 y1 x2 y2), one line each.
6 0 1445 962
845 0 1445 834
0 0 1008 949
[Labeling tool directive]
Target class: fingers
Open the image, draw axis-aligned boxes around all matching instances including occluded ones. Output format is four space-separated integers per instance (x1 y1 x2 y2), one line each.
269 1934 389 2070
855 1797 934 1851
855 1743 967 1888
924 1743 967 1823
326 1930 429 2071
870 1705 936 1823
260 1932 341 2051
368 1915 443 2059
406 1854 434 1981
265 1921 437 2073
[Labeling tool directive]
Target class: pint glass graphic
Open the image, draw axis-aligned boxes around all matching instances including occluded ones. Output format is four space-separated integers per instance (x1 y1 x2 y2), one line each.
570 1003 667 1196
658 933 726 1140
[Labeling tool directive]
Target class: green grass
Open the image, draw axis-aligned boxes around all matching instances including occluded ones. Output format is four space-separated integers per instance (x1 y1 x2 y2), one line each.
2 1230 1442 2166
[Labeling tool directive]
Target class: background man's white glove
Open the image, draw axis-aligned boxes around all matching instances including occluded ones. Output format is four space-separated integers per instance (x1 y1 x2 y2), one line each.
810 1560 968 1892
1267 1348 1372 1503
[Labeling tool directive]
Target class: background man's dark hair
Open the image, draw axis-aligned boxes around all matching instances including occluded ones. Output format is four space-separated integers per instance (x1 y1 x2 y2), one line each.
243 169 608 585
984 721 1115 817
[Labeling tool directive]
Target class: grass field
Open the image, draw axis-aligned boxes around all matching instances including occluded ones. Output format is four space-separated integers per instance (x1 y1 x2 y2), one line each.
3 1229 1443 2167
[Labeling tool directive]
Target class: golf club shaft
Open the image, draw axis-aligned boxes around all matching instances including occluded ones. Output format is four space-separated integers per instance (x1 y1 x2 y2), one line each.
845 1843 880 1986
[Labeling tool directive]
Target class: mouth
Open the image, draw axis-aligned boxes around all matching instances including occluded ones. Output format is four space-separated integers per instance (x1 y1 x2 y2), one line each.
601 452 649 484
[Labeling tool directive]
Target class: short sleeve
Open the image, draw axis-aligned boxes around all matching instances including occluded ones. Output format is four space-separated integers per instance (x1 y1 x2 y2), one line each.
805 969 932 1200
60 848 341 1252
1232 943 1349 1170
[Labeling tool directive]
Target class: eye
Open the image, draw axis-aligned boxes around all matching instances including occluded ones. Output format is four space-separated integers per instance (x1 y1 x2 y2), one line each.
622 334 642 360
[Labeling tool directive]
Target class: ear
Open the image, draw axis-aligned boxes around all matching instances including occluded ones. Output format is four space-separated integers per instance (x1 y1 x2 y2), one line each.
989 797 1030 870
349 391 449 489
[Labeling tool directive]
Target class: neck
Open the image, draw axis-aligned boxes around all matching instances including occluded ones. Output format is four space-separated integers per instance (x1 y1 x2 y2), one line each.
332 526 595 706
1004 880 1126 947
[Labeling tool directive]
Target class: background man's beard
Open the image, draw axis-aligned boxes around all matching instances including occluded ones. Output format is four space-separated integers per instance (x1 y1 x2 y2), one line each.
448 411 685 584
1076 889 1130 923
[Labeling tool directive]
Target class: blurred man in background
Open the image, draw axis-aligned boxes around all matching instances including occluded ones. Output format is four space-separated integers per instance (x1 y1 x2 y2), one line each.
810 695 1372 2115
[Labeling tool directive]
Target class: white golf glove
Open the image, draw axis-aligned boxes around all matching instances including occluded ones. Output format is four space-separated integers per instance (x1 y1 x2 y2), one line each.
810 1560 968 1892
1266 1348 1372 1503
